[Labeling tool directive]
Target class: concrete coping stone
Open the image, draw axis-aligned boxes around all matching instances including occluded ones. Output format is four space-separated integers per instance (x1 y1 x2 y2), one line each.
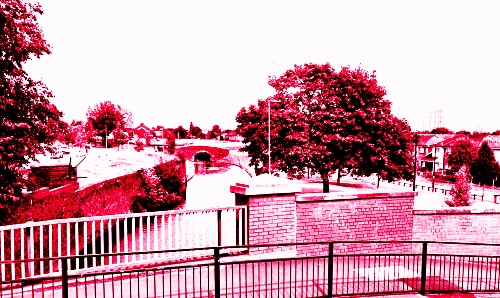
230 174 303 196
414 208 500 215
296 191 418 203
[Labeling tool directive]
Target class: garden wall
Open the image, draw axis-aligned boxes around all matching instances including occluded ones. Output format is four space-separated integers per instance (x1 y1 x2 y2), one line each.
296 192 415 255
231 175 417 256
413 209 500 256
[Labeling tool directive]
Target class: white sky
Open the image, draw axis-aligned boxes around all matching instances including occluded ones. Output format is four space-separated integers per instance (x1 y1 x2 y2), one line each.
24 0 500 132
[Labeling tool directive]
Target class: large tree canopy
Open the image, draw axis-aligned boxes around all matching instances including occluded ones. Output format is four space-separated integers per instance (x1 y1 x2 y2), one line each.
1 0 63 210
86 100 132 146
236 63 413 192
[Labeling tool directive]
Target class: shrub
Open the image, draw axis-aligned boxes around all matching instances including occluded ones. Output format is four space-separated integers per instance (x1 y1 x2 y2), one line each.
445 165 471 207
134 140 145 152
132 159 186 212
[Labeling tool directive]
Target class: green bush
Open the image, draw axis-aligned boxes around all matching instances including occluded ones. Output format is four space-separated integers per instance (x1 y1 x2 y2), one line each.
446 165 471 207
132 159 186 212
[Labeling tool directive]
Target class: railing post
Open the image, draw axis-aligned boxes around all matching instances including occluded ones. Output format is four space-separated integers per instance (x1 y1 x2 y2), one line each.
217 210 222 247
242 208 247 245
420 242 428 296
327 242 334 298
214 247 221 298
235 209 240 246
62 257 69 298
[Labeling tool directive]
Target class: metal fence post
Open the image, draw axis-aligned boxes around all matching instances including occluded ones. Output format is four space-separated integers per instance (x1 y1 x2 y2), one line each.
236 209 240 246
420 242 428 296
217 210 222 247
327 242 334 298
61 257 69 298
214 247 221 298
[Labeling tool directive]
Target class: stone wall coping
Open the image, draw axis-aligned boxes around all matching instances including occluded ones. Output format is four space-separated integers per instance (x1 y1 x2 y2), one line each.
296 191 417 203
414 208 500 215
230 174 302 196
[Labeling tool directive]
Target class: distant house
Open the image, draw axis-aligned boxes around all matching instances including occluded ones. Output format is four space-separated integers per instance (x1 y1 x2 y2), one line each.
221 130 243 142
134 123 152 139
416 133 499 174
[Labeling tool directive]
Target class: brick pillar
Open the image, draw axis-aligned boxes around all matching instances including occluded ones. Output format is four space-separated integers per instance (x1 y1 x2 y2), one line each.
230 174 302 254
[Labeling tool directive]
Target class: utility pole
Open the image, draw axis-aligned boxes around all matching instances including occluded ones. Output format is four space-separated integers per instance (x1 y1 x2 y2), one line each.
413 133 419 191
432 144 436 192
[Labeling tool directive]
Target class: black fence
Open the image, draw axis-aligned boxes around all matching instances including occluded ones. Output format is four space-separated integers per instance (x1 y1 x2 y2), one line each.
2 241 500 297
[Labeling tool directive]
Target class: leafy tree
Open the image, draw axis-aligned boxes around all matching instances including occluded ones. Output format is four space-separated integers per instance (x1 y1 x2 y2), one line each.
430 127 453 134
237 63 412 192
188 122 203 138
86 100 132 147
446 139 477 174
354 115 414 184
456 130 471 135
67 120 88 149
471 131 489 139
173 126 188 139
1 0 63 212
470 142 499 185
446 165 471 207
164 130 176 154
491 130 500 136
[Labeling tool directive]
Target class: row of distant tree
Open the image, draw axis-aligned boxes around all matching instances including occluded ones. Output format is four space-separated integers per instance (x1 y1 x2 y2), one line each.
55 100 227 148
424 127 500 137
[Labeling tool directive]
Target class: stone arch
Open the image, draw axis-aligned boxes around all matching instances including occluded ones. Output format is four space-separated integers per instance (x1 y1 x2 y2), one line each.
194 151 211 162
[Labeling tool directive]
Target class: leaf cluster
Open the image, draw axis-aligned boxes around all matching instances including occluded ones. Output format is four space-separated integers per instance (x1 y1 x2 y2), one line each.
1 0 63 205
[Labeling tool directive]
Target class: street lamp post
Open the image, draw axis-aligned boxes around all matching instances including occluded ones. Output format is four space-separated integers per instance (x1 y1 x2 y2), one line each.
412 133 419 191
267 98 280 174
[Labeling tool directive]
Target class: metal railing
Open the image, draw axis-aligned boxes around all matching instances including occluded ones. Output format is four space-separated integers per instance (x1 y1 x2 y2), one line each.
0 206 247 281
392 181 486 202
2 241 500 297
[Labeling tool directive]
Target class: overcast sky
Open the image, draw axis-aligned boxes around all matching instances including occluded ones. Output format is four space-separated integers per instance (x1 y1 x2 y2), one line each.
24 0 500 132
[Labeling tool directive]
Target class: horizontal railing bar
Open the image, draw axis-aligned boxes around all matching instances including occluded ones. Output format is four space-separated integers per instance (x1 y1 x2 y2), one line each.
2 239 500 266
0 206 245 230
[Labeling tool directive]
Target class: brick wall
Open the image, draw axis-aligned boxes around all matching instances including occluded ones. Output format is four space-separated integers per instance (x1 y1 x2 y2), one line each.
236 193 296 254
296 192 415 256
413 209 500 256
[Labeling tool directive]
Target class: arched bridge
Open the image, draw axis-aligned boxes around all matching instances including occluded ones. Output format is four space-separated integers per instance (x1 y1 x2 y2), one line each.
175 146 229 163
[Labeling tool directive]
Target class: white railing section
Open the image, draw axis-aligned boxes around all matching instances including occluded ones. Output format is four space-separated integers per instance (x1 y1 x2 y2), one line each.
0 206 247 281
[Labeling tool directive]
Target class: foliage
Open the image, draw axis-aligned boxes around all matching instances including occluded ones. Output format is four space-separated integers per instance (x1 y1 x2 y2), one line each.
164 130 176 154
446 139 477 174
131 159 185 212
456 130 471 135
471 131 489 139
86 100 132 147
188 122 204 139
470 142 499 185
173 125 188 139
430 127 453 134
236 63 413 192
491 130 500 136
0 0 63 213
134 140 145 152
446 165 471 207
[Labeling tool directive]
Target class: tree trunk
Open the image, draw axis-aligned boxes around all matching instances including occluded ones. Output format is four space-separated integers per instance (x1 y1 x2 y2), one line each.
321 173 330 193
377 175 380 188
337 168 342 185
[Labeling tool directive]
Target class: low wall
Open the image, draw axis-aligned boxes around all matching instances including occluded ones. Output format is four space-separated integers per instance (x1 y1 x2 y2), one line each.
230 175 417 256
296 191 415 255
413 208 500 256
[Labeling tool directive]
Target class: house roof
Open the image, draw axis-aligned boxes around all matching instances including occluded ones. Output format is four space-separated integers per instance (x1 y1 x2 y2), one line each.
482 135 500 149
135 123 150 131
